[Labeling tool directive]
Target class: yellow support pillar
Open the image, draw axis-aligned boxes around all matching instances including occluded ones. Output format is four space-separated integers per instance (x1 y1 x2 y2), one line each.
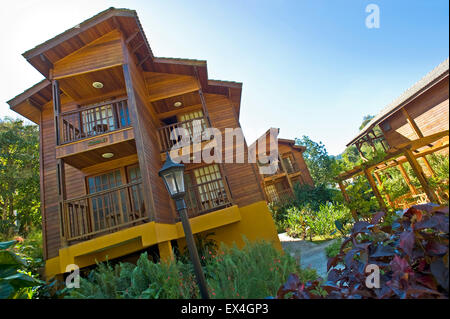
158 241 174 262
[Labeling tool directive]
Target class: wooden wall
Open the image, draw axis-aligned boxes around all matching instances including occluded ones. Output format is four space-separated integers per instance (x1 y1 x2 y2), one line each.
381 77 449 147
40 96 87 259
53 30 124 79
205 93 265 206
123 41 175 224
278 143 314 186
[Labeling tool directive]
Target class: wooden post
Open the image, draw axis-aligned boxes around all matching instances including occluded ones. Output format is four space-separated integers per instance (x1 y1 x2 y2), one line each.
57 159 68 247
279 155 294 191
401 108 424 138
338 181 358 221
52 80 61 145
398 163 418 195
404 149 438 203
374 171 393 207
421 156 435 177
364 168 388 212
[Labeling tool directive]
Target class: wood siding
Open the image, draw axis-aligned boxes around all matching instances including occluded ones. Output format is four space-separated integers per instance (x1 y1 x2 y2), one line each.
205 93 265 206
381 77 449 148
53 30 124 79
123 42 175 224
278 143 314 186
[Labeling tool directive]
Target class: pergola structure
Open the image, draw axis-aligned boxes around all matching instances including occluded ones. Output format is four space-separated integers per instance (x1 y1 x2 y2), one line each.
338 58 449 217
338 131 449 217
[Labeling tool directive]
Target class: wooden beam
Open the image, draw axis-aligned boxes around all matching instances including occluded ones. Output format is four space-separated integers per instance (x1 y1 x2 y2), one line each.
125 30 140 45
421 156 435 177
364 168 388 212
279 155 294 190
338 181 358 221
122 63 156 221
401 108 424 139
40 53 53 70
374 171 393 207
131 41 145 54
138 53 151 68
27 98 42 112
404 149 438 203
57 158 68 247
156 103 203 120
398 162 418 195
52 80 61 145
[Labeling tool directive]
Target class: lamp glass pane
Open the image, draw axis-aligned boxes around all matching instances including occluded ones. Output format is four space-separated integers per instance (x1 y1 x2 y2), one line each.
163 172 177 196
174 169 185 193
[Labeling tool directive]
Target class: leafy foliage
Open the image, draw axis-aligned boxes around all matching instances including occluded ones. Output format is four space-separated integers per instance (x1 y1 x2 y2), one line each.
0 118 40 237
0 239 42 299
295 136 339 187
276 204 449 299
284 203 352 239
64 240 317 299
324 239 343 258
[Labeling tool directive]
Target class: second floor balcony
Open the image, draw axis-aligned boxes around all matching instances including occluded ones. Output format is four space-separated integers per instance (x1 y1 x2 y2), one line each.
59 97 131 145
157 115 208 153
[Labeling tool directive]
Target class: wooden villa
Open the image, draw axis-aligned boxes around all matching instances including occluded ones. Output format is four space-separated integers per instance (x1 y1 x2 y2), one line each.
250 129 314 204
338 58 449 213
7 8 281 279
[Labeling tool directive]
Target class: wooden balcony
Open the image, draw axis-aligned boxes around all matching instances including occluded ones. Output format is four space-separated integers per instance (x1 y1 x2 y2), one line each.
157 116 207 153
285 161 300 175
60 180 147 243
266 188 293 204
183 177 232 219
59 97 130 145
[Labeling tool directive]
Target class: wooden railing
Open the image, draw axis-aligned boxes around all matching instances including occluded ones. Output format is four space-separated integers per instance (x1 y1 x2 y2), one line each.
60 180 147 242
157 116 207 153
183 178 232 219
285 161 300 174
59 98 130 144
266 188 293 204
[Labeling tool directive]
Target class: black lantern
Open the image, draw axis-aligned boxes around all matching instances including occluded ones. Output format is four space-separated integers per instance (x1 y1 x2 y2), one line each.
159 152 210 299
158 152 185 199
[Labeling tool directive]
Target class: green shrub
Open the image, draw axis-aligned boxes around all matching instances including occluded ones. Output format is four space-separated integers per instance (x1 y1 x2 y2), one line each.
324 239 342 258
293 183 342 211
284 202 352 239
0 240 42 299
64 240 316 299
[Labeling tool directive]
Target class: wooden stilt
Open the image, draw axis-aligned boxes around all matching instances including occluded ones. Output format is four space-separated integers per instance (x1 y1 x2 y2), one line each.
374 171 393 207
364 168 388 212
398 163 418 195
404 149 438 203
338 181 358 221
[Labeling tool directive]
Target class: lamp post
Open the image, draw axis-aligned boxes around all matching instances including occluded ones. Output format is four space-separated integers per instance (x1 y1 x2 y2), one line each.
158 152 210 299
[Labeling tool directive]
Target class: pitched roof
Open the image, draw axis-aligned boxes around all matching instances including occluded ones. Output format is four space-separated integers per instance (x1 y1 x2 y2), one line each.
347 57 449 147
9 7 244 120
249 128 306 154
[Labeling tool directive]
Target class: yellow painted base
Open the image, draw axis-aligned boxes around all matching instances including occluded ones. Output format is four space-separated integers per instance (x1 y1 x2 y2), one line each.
45 201 281 279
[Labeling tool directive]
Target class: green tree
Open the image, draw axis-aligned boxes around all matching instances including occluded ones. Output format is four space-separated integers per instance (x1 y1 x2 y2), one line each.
0 118 40 237
295 136 339 187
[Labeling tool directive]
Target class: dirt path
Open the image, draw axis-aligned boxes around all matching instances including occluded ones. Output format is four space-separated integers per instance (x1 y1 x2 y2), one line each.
279 233 338 279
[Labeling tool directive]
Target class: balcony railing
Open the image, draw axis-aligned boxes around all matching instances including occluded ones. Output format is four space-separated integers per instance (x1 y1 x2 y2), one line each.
59 98 130 144
266 188 293 204
285 161 300 174
157 116 207 153
183 178 232 219
60 180 146 242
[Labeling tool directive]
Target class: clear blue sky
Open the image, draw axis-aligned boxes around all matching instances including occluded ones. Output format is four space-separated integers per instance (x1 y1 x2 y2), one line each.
0 0 448 155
